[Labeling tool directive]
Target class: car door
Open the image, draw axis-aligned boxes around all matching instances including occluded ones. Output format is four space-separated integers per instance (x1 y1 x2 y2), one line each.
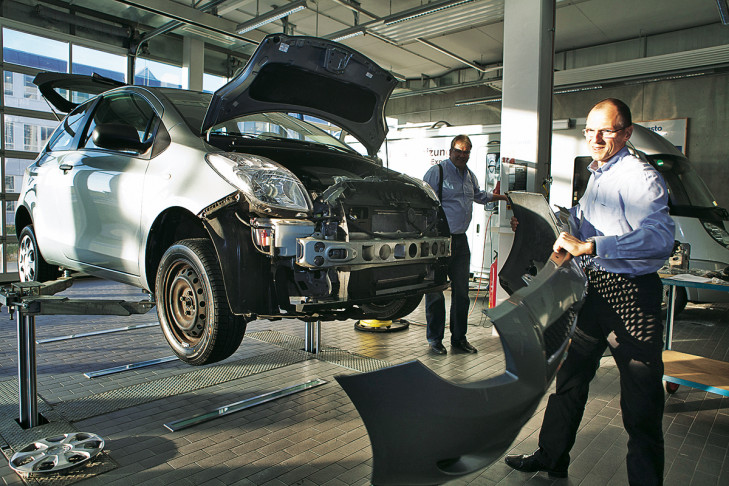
31 101 96 265
52 91 158 276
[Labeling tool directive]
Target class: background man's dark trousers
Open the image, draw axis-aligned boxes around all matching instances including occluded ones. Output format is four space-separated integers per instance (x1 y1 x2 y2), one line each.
425 233 471 345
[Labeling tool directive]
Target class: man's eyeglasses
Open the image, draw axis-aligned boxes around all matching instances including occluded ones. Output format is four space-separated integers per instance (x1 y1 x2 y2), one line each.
451 148 471 155
582 127 625 139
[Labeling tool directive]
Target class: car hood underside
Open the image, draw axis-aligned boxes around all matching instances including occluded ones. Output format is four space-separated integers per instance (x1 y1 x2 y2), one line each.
202 34 397 155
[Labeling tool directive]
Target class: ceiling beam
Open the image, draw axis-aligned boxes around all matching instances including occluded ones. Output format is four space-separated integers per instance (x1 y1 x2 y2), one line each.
112 0 256 43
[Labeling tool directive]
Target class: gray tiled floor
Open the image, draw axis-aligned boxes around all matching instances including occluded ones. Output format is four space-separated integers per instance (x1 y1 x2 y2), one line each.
0 277 728 485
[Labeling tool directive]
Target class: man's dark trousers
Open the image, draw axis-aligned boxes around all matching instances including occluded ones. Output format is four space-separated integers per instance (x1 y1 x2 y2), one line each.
535 269 665 485
425 233 470 345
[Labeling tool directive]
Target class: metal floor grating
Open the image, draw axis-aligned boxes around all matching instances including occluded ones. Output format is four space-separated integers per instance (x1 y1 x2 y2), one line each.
248 330 395 372
52 348 309 422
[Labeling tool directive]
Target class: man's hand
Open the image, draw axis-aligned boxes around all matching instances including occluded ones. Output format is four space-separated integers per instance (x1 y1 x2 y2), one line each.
510 216 518 232
553 232 593 256
492 193 508 202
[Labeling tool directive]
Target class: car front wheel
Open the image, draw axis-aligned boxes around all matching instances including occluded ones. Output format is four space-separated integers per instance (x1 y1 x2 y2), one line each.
156 238 247 365
18 225 60 282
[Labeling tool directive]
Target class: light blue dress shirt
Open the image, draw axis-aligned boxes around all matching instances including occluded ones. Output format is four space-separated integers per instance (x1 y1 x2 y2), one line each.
570 147 675 276
423 159 495 234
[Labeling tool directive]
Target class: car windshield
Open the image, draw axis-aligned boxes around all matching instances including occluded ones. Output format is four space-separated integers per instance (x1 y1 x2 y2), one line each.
649 154 724 211
208 112 356 153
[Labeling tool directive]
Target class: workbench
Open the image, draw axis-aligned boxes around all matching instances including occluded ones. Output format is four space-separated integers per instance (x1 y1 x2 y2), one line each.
662 276 729 397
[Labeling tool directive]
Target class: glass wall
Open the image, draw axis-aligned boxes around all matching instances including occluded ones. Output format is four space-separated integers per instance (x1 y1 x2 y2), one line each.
0 23 223 279
0 27 133 278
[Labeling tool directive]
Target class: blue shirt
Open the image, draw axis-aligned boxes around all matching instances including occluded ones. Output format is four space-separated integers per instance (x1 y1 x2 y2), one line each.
570 147 675 276
423 159 495 234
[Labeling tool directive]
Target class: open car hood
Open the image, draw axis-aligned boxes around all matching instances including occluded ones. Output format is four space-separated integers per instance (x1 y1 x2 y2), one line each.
33 72 125 113
201 34 397 155
336 192 588 485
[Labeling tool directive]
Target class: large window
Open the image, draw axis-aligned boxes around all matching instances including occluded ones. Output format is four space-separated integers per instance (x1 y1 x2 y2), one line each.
203 73 227 93
135 58 183 88
2 28 69 71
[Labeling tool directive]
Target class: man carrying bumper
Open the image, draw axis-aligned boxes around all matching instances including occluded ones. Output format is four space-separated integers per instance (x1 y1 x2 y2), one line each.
505 98 674 485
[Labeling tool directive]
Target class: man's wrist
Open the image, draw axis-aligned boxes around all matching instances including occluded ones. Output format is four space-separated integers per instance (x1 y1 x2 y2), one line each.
586 237 596 256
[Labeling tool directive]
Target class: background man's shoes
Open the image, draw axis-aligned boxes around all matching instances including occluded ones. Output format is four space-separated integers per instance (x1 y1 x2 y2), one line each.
504 451 568 478
429 342 447 355
452 340 477 353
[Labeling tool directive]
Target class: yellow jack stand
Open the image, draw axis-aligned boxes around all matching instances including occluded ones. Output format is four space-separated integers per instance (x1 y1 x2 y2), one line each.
354 319 409 333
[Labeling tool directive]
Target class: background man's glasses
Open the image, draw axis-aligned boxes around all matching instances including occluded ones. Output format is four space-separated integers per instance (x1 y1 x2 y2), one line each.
451 148 471 155
582 127 625 139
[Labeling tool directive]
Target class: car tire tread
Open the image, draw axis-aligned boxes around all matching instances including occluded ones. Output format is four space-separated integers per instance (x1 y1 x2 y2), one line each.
156 238 247 365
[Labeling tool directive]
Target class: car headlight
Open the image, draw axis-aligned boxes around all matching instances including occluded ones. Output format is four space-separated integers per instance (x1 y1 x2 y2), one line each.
702 221 729 248
206 153 312 212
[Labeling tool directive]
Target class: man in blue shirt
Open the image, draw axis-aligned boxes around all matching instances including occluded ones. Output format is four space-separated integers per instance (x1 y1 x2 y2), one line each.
505 99 674 485
423 135 507 355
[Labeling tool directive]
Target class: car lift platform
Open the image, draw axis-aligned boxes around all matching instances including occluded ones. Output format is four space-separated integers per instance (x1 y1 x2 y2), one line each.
0 276 155 429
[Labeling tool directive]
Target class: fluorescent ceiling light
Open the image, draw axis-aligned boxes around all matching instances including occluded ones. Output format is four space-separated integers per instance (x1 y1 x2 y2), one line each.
330 28 365 42
236 0 307 34
370 0 504 44
385 0 475 26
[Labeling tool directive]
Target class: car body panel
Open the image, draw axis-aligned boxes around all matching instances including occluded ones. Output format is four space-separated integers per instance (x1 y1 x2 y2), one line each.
336 192 587 485
202 34 397 155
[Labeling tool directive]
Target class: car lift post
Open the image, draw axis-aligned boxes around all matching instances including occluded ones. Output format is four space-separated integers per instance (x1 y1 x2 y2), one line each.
304 320 321 354
0 277 156 429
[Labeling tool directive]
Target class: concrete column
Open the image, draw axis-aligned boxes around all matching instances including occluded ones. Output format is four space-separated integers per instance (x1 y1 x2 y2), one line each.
495 0 555 305
183 36 204 91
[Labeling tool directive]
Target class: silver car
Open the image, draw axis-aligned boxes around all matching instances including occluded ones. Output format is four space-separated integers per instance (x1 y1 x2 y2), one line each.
16 34 451 365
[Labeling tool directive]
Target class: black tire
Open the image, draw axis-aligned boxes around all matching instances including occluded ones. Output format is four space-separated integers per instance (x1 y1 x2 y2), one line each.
17 225 60 282
360 294 423 321
156 238 247 365
662 285 687 316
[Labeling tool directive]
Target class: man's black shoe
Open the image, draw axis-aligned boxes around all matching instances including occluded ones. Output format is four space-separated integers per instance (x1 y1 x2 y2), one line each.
429 342 447 355
504 452 568 478
452 340 477 353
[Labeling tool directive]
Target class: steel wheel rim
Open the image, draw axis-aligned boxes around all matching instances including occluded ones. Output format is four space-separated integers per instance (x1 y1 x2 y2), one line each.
164 260 208 345
18 234 36 282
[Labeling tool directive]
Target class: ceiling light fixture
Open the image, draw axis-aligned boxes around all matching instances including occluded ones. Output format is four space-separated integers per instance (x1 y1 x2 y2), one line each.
385 0 475 26
330 28 365 42
236 0 308 34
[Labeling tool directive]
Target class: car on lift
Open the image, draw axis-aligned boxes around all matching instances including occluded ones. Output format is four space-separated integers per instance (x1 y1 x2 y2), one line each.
15 34 451 365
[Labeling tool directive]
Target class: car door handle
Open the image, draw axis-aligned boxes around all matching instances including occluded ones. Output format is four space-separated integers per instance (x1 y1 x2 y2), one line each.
59 164 73 173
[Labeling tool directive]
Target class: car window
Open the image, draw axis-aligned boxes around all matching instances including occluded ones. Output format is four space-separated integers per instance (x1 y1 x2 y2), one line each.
81 92 158 151
159 88 211 133
45 100 93 152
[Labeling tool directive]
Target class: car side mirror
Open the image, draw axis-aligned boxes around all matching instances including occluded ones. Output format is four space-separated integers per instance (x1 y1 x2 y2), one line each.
92 123 151 153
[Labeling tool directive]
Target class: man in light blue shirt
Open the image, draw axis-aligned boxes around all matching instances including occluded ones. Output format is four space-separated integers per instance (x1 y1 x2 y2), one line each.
423 135 507 355
506 99 674 485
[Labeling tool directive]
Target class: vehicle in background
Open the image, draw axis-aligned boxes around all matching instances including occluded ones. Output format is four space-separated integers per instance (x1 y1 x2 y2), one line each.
552 122 729 314
382 121 729 314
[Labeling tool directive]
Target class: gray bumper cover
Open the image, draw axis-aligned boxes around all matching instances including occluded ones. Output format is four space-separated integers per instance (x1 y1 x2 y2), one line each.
336 192 587 485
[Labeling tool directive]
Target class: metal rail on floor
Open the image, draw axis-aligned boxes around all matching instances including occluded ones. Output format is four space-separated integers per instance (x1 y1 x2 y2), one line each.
163 378 327 432
0 277 155 429
84 356 178 379
37 322 157 344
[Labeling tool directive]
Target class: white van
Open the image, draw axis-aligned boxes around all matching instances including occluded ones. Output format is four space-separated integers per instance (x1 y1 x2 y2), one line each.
551 122 729 313
380 120 729 313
